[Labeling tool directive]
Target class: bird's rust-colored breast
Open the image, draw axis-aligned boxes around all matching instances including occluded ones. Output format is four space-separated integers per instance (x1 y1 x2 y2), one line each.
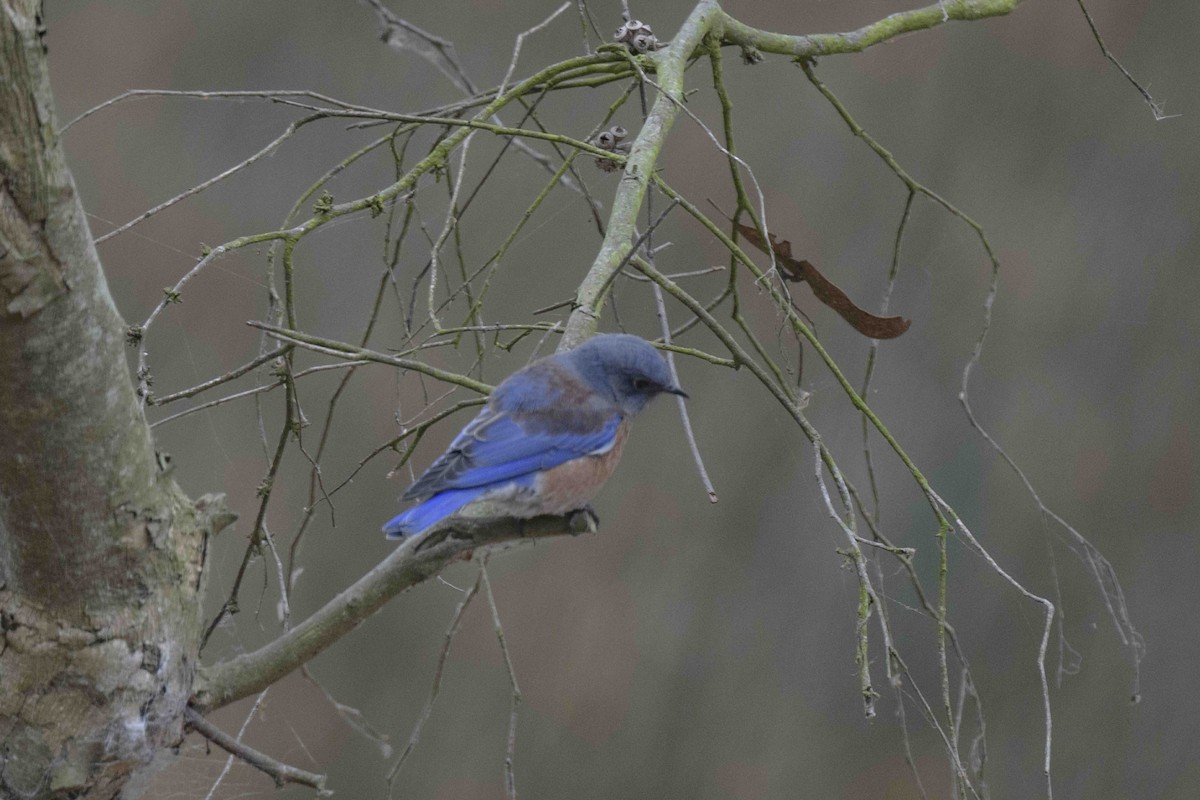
534 419 630 514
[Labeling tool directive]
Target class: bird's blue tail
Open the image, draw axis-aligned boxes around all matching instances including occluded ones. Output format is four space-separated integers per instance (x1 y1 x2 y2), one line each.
382 486 488 539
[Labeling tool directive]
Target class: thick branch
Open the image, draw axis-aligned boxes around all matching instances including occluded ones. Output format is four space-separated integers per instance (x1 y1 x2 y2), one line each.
559 0 719 349
192 509 596 712
558 0 1024 350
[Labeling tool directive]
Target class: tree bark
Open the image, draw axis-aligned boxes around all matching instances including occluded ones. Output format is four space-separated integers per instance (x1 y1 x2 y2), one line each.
0 2 234 797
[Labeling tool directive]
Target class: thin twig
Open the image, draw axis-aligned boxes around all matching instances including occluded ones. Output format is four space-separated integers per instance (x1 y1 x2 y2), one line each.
812 441 880 720
366 0 588 191
1072 0 1176 120
134 228 290 405
259 521 290 630
301 664 393 758
497 3 572 99
201 691 267 800
148 347 287 405
387 573 483 793
95 115 322 244
929 491 1056 800
649 261 717 502
287 178 417 586
150 381 280 429
426 132 475 330
248 321 492 394
806 56 1140 693
149 360 367 428
186 705 328 793
481 563 522 800
60 88 382 133
860 189 915 523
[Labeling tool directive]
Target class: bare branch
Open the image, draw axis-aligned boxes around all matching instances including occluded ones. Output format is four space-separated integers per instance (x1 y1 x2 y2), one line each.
498 3 572 98
366 0 589 190
387 573 483 791
249 321 492 394
94 115 323 244
60 88 385 133
481 564 522 800
649 250 718 503
192 509 598 712
716 0 1028 58
560 1 718 348
148 347 287 406
1072 0 1176 120
185 706 328 793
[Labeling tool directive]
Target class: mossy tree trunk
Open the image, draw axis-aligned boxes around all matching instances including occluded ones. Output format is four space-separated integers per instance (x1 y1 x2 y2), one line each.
0 2 234 797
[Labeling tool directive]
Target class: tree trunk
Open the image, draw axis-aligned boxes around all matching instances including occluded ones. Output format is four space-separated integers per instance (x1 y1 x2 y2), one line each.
0 2 233 797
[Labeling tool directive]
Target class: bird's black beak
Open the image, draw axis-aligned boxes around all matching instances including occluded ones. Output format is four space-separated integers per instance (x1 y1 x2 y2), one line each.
665 385 689 399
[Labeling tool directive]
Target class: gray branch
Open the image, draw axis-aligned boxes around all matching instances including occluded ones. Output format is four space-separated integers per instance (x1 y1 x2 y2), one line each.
184 707 328 793
191 509 597 712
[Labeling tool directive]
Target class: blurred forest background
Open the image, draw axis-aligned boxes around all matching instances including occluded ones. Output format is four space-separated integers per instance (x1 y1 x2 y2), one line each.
42 0 1198 797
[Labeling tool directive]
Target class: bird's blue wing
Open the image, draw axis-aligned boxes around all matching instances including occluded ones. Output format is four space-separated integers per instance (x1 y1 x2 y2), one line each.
402 407 621 500
382 485 493 538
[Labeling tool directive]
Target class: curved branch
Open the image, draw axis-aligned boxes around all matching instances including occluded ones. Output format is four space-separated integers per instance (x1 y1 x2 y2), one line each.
558 0 1025 350
184 707 328 793
248 321 492 394
191 509 597 712
718 0 1026 57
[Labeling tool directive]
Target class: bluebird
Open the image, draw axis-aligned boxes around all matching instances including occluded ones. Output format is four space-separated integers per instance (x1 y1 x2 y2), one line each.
383 333 687 539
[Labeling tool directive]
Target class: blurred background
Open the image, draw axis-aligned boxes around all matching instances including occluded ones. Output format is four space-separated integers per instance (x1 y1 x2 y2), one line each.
43 0 1198 797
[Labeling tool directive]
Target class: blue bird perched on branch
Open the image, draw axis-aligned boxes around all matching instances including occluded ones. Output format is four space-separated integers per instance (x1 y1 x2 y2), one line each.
383 334 687 539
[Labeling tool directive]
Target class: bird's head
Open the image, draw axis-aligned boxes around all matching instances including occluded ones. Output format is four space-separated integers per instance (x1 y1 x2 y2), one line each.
568 333 688 415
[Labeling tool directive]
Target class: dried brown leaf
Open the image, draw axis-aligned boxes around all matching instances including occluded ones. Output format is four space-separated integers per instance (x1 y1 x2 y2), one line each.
736 224 911 340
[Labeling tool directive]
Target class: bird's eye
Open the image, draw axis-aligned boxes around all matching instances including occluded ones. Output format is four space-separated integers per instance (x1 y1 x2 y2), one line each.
632 377 651 391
